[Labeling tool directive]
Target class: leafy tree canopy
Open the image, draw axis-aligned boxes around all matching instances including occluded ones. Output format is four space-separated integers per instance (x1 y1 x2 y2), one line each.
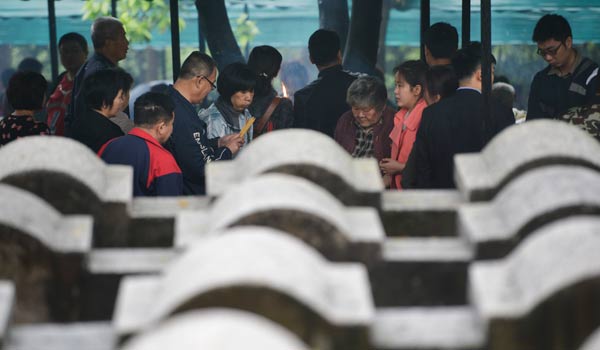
83 0 186 43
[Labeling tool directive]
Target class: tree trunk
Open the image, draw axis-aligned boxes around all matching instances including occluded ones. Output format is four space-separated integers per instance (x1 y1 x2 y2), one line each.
318 0 349 54
195 0 244 71
343 0 383 75
377 0 392 75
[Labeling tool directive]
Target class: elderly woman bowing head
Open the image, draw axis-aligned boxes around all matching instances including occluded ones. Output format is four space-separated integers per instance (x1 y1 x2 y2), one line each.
199 62 257 146
334 76 394 162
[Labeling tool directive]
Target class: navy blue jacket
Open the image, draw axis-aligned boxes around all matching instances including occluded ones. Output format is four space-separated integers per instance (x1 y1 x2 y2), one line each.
165 85 232 195
99 128 183 197
293 65 356 137
66 52 115 136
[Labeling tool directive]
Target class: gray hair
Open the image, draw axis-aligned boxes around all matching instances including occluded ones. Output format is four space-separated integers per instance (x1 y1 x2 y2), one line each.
91 16 123 50
346 76 387 112
178 51 216 80
492 82 515 110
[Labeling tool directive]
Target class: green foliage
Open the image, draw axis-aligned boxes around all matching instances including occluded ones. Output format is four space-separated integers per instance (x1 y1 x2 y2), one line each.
83 0 186 43
234 13 259 49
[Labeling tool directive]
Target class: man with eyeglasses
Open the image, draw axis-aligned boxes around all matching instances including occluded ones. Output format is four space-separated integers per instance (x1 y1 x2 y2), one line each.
165 51 243 195
527 14 598 120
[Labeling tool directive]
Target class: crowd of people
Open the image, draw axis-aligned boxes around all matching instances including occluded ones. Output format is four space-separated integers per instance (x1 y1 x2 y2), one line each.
0 13 597 197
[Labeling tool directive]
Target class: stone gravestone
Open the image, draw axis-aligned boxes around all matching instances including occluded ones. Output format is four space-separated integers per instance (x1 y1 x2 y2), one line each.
205 129 384 208
0 184 92 323
5 322 115 350
0 280 15 347
373 190 470 307
459 166 600 259
79 248 176 321
470 216 600 350
0 136 132 247
371 306 485 350
380 190 463 237
114 227 374 350
370 236 473 307
175 174 384 265
580 327 600 350
454 120 600 201
122 309 308 350
127 196 211 247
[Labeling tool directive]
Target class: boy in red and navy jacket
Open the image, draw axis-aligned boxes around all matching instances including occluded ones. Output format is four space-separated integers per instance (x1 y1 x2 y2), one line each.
98 92 183 196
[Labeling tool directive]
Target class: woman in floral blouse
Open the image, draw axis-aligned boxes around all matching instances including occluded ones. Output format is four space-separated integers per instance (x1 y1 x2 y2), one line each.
0 71 49 146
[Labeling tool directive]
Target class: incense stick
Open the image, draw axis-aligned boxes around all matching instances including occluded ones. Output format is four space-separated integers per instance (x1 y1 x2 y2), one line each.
239 116 256 137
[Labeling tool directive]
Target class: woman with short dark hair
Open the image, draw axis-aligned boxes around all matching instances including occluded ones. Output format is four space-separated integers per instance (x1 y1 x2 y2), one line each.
71 67 133 152
199 62 256 145
247 45 293 137
0 71 50 146
334 76 394 163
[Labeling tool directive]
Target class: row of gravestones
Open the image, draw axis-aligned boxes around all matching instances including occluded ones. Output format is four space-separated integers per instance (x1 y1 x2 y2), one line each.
0 120 599 349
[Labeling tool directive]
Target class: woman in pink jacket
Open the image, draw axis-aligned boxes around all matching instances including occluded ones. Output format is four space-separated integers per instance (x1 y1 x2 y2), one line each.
380 60 428 189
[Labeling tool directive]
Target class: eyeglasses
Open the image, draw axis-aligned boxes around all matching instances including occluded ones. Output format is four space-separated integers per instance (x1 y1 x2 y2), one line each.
198 75 217 90
536 42 563 57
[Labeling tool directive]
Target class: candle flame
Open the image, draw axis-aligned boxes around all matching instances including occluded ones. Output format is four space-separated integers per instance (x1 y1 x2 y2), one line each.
281 82 288 98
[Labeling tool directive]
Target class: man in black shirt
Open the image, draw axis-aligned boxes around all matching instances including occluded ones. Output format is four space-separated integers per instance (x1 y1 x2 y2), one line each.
527 14 598 120
293 29 356 138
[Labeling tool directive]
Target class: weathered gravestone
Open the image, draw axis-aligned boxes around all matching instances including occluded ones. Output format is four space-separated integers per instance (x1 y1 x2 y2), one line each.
459 166 600 259
127 196 211 247
370 237 473 306
470 216 600 350
176 174 384 264
374 190 470 306
0 184 92 323
122 309 308 350
380 190 463 237
454 120 600 201
0 136 131 247
80 248 176 321
4 322 115 350
371 306 485 350
114 227 374 350
205 129 384 208
0 281 15 347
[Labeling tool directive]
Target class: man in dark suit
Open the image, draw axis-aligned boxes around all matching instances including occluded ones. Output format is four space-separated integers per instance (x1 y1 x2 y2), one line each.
412 42 515 189
293 29 357 138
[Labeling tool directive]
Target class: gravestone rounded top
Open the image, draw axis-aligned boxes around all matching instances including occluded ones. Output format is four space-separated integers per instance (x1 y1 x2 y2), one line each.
158 227 369 322
122 309 307 350
114 226 373 334
470 216 600 318
207 173 349 233
0 184 92 252
235 129 354 181
0 136 131 202
455 120 600 200
460 166 600 245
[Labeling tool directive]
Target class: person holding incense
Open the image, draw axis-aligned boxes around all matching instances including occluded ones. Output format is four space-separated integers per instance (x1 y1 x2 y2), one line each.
199 62 257 146
165 51 243 195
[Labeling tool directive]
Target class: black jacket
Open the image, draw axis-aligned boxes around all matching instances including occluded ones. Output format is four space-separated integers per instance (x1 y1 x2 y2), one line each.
527 55 598 120
293 65 356 137
71 108 124 153
66 53 115 136
413 88 515 189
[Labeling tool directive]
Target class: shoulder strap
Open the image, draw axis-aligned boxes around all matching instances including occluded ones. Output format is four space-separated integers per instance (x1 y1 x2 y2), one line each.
573 57 594 80
255 97 281 134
